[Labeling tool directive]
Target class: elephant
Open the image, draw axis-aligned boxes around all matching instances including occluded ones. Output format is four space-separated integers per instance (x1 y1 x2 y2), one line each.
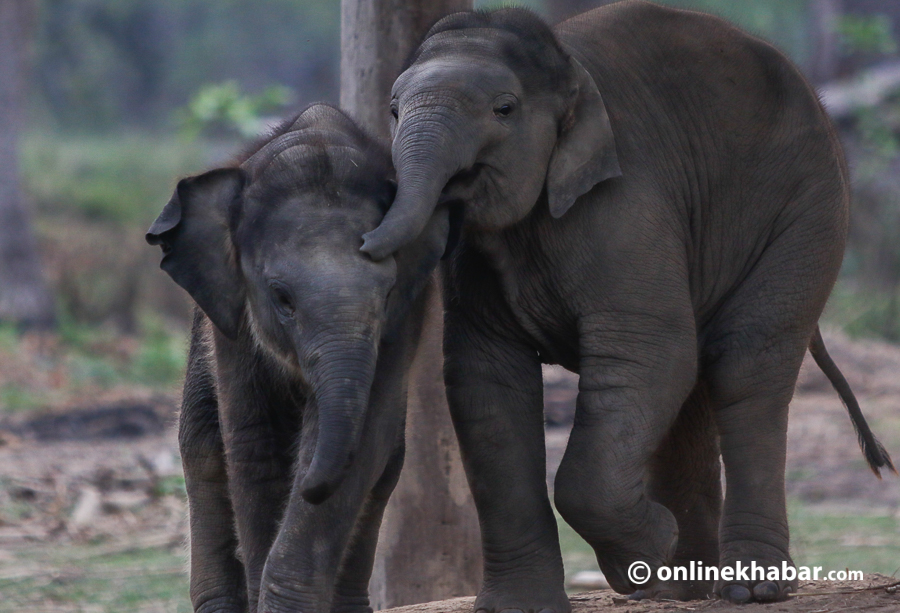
359 1 896 608
146 104 451 613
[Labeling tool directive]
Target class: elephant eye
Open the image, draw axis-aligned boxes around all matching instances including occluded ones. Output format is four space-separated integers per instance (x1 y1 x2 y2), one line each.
390 103 399 120
269 283 295 316
494 103 514 117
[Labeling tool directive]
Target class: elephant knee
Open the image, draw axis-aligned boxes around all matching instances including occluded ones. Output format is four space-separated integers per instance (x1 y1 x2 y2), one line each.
179 403 227 484
553 467 618 534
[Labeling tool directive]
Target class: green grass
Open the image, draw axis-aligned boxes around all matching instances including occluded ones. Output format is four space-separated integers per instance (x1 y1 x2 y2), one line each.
0 542 190 613
556 497 900 586
789 501 900 576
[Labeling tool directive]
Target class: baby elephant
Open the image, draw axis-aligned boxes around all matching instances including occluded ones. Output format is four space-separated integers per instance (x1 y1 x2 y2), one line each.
147 104 450 613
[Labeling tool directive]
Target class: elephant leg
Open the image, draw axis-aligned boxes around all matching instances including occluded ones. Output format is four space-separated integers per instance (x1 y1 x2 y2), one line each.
704 328 802 605
634 383 721 601
216 350 295 613
444 313 568 613
330 444 405 613
702 207 841 604
704 323 811 604
224 420 294 613
180 313 248 613
553 316 698 596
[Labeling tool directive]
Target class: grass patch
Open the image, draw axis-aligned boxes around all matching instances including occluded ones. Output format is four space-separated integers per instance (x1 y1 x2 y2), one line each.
0 542 190 613
789 501 900 575
0 316 186 415
21 133 209 227
555 497 900 583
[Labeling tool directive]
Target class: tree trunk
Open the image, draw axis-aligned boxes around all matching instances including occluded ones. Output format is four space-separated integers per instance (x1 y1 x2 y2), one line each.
369 275 481 609
340 0 482 608
809 0 843 84
0 0 55 329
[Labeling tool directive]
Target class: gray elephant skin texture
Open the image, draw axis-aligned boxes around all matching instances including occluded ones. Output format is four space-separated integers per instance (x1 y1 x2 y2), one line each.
146 104 450 613
361 1 896 609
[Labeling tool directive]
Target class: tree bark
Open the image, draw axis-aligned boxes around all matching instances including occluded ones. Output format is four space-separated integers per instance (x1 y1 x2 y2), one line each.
808 0 843 84
369 275 481 609
340 0 481 608
0 0 55 328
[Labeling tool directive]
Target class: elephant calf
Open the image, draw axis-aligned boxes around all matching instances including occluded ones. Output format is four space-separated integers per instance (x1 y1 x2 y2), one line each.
147 104 450 613
361 1 896 608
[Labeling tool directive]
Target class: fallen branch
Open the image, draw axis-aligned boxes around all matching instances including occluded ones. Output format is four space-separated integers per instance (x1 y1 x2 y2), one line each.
787 579 900 597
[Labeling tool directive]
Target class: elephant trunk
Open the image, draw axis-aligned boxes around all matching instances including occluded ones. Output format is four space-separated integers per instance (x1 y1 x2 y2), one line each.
361 110 478 260
299 335 378 504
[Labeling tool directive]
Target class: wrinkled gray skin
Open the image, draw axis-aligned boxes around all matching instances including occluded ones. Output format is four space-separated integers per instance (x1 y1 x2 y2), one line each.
361 1 894 609
146 104 449 613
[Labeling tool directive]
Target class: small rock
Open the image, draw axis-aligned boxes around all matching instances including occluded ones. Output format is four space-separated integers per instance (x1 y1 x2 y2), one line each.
101 491 150 514
69 486 101 529
568 570 610 590
140 449 176 477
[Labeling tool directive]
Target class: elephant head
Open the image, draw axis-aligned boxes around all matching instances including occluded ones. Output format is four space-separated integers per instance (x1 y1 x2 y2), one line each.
147 104 449 503
360 9 621 261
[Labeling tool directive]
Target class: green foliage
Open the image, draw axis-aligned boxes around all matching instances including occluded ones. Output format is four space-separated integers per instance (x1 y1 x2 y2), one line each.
836 14 898 56
21 133 207 225
0 384 43 414
179 81 293 139
854 106 900 179
32 0 339 131
823 282 900 343
129 319 188 386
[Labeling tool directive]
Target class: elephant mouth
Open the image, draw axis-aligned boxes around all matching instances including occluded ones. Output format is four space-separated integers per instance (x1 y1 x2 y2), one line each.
444 163 486 192
442 163 499 209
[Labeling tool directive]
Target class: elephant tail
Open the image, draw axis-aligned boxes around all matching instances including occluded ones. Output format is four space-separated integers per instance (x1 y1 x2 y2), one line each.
808 325 897 478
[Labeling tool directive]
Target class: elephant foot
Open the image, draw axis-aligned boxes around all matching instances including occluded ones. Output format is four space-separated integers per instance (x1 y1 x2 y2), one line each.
473 579 571 613
718 580 794 604
716 538 797 603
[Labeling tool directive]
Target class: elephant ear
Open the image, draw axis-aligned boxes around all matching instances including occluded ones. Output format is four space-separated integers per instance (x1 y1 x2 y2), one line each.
546 56 622 219
146 168 247 339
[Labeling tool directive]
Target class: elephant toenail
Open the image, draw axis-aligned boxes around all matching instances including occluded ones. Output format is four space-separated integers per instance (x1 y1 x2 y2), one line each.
499 609 524 613
537 609 555 613
752 581 780 601
721 584 752 604
628 590 648 601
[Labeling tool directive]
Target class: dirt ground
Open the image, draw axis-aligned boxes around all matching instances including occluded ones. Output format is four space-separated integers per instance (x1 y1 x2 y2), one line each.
385 576 900 613
0 328 897 610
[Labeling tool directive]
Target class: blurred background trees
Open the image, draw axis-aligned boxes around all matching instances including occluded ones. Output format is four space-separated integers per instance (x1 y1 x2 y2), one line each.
0 1 898 608
0 0 55 329
3 0 900 414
